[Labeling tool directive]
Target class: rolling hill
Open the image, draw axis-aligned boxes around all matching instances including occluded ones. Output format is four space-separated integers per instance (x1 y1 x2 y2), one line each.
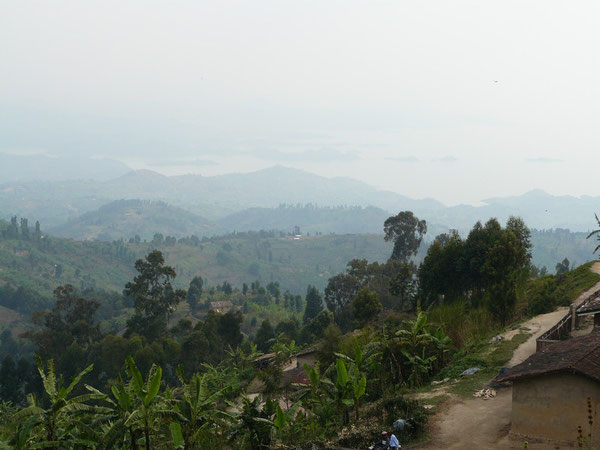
49 199 223 241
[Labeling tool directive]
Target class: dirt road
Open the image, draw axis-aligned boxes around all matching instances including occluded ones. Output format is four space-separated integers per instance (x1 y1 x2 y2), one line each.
417 263 600 449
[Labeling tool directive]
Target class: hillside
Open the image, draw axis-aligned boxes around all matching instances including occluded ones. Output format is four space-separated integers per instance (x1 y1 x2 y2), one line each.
49 199 223 241
217 205 391 234
530 228 598 271
0 228 393 309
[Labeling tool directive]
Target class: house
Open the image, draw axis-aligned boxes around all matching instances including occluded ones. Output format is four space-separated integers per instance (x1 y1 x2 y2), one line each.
252 346 319 388
497 331 600 446
209 300 233 314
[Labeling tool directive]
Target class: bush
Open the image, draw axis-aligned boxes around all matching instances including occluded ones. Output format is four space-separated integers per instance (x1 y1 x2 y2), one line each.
527 276 561 315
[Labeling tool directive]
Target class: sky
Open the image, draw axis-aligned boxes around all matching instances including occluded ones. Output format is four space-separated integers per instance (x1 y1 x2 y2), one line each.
2 1 600 205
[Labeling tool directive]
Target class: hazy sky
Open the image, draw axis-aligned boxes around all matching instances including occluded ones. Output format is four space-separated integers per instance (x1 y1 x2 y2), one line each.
2 1 600 205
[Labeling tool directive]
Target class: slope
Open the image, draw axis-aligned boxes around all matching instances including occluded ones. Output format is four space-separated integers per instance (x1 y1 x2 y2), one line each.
49 199 223 241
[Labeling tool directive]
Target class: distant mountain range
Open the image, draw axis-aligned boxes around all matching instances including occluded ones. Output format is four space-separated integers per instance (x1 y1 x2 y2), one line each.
1 164 599 234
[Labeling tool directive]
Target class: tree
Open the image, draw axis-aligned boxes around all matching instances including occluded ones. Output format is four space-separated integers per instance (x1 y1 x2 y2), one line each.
217 310 244 350
483 229 522 325
418 231 467 307
24 285 100 377
388 260 417 308
303 285 323 324
383 211 427 261
266 282 280 301
555 257 570 276
20 218 30 240
125 250 186 340
0 356 20 404
255 320 275 353
352 288 381 326
186 276 203 313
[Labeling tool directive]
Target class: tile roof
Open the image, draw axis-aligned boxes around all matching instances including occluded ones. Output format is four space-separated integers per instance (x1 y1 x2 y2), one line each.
497 330 600 383
210 301 233 309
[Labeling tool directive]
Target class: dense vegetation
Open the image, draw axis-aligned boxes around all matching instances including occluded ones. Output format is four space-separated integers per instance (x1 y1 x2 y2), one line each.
0 208 599 449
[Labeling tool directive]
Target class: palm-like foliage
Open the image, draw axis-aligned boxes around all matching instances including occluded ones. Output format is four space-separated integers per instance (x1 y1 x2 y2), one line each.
364 325 404 387
430 327 452 370
396 311 433 354
9 358 104 449
171 368 233 449
99 356 179 450
401 349 436 388
586 213 600 254
334 345 368 420
229 394 275 450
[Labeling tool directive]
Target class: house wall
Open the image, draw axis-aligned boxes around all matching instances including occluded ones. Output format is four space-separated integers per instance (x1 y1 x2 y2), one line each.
296 352 317 369
512 373 600 445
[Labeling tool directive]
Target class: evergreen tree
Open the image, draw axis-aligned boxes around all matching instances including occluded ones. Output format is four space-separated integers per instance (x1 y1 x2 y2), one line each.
303 285 323 324
187 275 203 312
255 319 275 353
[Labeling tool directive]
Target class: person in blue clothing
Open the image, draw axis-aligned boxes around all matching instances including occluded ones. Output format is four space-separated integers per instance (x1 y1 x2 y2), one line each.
389 431 400 450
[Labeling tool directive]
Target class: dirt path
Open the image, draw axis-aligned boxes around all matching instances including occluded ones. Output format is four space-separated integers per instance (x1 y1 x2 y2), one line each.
417 263 600 450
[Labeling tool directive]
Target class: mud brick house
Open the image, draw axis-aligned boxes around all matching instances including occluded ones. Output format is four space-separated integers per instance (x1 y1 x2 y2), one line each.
497 331 600 446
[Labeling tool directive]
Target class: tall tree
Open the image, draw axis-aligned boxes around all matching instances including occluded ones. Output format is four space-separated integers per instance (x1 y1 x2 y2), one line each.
186 276 203 312
255 319 275 353
352 288 381 326
125 250 186 340
24 285 100 377
383 211 427 261
483 229 522 325
303 285 323 324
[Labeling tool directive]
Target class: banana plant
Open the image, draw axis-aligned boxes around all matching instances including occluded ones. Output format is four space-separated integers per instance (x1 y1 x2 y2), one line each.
401 349 436 388
10 358 104 449
123 356 178 450
170 367 233 449
295 363 336 427
229 394 276 450
333 346 368 421
96 377 141 450
334 359 354 425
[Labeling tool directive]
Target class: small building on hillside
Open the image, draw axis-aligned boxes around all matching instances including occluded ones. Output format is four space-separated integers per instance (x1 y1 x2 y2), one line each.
497 331 600 446
209 300 233 314
252 346 319 389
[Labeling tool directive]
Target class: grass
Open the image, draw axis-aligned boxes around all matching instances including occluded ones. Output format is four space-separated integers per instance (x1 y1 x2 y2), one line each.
443 331 531 398
560 261 600 302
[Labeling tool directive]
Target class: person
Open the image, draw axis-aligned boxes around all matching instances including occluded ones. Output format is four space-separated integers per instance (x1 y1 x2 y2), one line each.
379 431 389 449
389 431 400 450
